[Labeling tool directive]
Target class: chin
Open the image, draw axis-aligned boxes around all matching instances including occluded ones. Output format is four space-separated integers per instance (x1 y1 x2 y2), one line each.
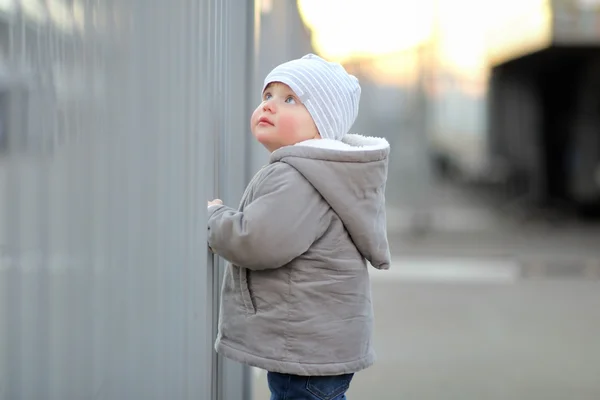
252 134 277 152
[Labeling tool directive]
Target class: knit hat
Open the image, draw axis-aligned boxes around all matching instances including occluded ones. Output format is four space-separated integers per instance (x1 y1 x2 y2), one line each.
262 53 361 141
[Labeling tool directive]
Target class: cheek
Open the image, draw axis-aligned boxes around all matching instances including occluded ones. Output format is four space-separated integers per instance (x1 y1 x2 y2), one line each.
250 107 261 129
276 114 303 141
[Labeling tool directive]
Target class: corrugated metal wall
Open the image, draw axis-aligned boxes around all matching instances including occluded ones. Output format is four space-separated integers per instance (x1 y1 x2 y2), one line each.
0 1 255 399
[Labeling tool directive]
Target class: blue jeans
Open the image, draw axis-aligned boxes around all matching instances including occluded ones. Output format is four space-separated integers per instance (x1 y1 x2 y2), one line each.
267 371 354 400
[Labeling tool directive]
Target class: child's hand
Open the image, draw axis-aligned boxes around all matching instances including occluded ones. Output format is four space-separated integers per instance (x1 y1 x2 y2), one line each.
208 199 223 207
207 199 222 253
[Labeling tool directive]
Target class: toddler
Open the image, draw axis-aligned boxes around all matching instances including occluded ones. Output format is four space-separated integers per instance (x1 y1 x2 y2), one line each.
207 53 391 400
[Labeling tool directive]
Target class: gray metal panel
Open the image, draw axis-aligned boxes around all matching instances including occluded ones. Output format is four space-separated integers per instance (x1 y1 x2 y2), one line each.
0 0 255 399
215 1 255 399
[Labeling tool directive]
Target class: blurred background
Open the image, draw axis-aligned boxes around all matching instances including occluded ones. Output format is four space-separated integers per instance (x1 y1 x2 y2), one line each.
1 0 599 399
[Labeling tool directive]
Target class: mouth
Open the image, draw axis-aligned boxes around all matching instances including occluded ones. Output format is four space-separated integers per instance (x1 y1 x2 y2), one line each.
258 117 274 126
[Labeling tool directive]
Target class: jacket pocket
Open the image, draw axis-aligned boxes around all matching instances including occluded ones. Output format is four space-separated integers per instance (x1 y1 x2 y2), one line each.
306 374 354 400
238 266 256 314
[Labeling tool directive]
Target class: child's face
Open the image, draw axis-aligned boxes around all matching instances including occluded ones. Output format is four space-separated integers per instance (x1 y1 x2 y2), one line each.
251 82 320 152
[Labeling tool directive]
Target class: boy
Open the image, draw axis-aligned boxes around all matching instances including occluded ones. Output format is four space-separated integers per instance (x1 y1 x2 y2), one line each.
207 54 391 400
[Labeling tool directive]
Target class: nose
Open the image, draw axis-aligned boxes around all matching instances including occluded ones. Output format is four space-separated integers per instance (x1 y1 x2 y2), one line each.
262 98 275 113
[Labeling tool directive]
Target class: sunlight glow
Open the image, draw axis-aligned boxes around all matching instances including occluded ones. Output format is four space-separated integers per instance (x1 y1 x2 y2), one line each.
297 0 552 80
298 0 435 62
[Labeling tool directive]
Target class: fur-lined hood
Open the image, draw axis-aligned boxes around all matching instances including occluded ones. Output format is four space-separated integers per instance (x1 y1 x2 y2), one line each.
270 133 391 270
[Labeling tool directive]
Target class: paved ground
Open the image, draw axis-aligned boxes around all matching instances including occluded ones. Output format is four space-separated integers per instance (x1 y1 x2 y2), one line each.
252 255 600 400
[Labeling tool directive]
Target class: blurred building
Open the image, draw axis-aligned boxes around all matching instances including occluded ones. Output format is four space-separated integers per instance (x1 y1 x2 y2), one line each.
486 0 600 214
257 0 313 75
344 0 600 217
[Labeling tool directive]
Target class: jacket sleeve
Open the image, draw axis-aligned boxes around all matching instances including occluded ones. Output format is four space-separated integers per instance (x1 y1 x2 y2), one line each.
207 163 328 270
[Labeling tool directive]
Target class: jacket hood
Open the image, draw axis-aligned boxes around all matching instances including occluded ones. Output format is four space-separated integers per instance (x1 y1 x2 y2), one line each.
270 134 391 270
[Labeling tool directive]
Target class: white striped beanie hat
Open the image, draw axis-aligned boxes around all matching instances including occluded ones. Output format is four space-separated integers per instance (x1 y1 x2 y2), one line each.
262 53 361 141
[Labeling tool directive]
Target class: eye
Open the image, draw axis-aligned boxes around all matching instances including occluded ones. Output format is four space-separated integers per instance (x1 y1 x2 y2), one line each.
285 96 296 104
263 92 272 101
